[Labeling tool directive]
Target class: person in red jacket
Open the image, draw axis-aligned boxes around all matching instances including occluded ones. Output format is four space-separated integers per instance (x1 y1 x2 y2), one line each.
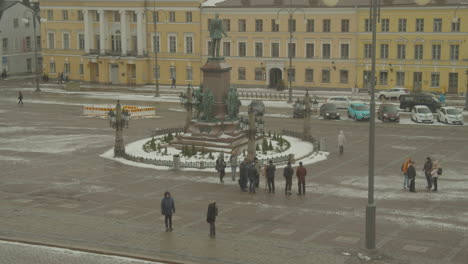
296 161 307 195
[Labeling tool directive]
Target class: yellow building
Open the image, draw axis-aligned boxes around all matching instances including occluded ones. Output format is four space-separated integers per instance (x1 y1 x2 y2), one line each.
40 0 202 86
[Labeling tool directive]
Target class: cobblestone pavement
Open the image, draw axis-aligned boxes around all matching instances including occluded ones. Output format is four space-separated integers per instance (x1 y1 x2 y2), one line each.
0 87 467 264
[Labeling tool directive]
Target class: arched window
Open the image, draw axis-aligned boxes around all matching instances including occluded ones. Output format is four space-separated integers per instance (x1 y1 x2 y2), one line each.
111 30 121 52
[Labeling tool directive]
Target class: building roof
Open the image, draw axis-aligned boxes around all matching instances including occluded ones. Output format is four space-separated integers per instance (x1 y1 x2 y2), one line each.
204 0 463 8
0 1 22 20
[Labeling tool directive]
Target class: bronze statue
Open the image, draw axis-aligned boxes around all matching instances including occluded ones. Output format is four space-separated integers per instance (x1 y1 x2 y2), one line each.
201 89 215 121
208 13 228 58
227 87 241 120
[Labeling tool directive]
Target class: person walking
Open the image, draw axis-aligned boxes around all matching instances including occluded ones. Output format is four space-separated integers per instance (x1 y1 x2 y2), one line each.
18 92 24 105
253 157 261 188
206 200 218 238
283 161 294 195
423 157 433 190
338 131 346 154
265 160 276 193
171 77 176 89
431 160 442 192
216 156 226 183
247 161 257 193
407 161 417 192
229 153 238 181
296 161 307 195
161 192 175 232
401 157 412 189
238 158 248 191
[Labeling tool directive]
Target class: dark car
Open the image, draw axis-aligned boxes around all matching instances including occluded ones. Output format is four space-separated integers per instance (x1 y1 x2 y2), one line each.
320 103 340 120
399 94 442 112
377 104 400 122
249 100 265 116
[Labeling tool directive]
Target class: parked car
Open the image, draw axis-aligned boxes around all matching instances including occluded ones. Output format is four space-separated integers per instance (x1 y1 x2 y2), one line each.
436 107 463 125
249 100 265 116
377 104 400 122
326 96 350 109
411 105 434 123
348 103 370 121
377 88 409 100
400 94 442 112
319 103 340 120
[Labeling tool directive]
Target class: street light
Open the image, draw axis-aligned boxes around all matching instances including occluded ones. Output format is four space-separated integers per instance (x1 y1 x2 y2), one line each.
22 4 42 93
107 100 130 157
277 0 305 103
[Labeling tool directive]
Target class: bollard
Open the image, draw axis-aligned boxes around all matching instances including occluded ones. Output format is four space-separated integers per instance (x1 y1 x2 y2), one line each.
173 154 181 170
320 137 327 152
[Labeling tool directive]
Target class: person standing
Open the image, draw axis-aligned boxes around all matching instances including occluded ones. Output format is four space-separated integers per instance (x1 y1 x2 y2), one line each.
247 161 257 193
161 192 175 232
18 92 24 105
283 161 294 195
229 153 238 181
171 77 176 89
401 157 412 189
206 201 218 238
338 131 346 154
423 157 433 190
407 162 417 192
239 158 248 191
431 160 441 192
216 156 226 183
265 160 276 193
296 161 307 195
439 93 446 106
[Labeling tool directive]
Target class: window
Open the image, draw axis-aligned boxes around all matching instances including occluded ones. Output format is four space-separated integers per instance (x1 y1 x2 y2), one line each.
238 19 246 32
64 62 70 74
287 68 295 82
78 10 84 21
132 12 137 23
169 11 176 22
340 70 349 84
111 32 122 51
288 19 296 32
223 19 231 31
238 67 246 80
13 18 18 28
153 35 160 52
47 10 53 21
288 43 296 58
63 33 70 49
271 43 279 57
255 19 263 32
114 11 120 22
95 11 100 22
416 18 424 32
323 19 331 32
255 42 263 57
322 43 331 59
186 12 192 22
433 18 442 32
129 64 136 78
26 58 32 72
414 44 423 60
185 36 193 53
186 67 193 81
62 10 69 21
363 70 372 87
340 43 349 59
25 36 31 51
365 19 372 32
50 61 56 73
255 68 263 81
2 38 7 51
79 34 85 50
271 19 279 32
364 44 372 59
169 67 176 79
396 72 405 86
379 71 388 85
305 69 314 82
79 63 84 75
380 44 388 59
306 43 314 58
381 19 389 32
432 44 441 60
452 18 460 32
431 72 440 87
398 18 407 32
341 19 349 32
169 35 177 53
450 44 459 61
36 36 41 49
25 18 30 27
48 33 55 49
223 42 231 57
238 42 246 57
397 44 406 59
307 19 315 32
321 69 330 83
153 11 159 23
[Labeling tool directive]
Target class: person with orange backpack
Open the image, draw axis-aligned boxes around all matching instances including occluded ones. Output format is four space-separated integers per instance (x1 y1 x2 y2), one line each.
401 157 412 190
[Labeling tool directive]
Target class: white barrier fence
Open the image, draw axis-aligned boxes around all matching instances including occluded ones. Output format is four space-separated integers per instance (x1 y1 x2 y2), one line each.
82 105 157 119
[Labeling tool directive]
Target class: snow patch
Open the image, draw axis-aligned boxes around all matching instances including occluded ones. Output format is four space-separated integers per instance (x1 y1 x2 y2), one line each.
201 0 226 7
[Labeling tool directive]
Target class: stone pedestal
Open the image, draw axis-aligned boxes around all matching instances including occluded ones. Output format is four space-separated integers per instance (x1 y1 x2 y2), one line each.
201 58 231 119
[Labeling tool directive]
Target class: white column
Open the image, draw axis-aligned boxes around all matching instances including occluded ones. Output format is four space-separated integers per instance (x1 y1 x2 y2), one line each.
137 10 146 56
83 10 90 53
120 10 127 56
99 10 106 55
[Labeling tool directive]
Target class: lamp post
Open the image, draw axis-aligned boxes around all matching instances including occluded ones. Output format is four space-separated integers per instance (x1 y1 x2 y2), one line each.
303 89 311 141
107 100 130 157
22 5 41 93
277 0 305 103
179 83 194 133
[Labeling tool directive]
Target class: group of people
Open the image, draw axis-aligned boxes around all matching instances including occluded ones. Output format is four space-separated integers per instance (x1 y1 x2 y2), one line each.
401 157 442 192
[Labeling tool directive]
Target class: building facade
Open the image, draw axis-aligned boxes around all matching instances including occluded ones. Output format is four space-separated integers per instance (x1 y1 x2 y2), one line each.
0 0 42 76
40 0 201 86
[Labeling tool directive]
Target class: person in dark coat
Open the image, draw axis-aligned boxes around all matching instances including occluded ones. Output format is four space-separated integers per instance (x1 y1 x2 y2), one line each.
161 191 175 232
283 161 294 195
206 201 218 238
423 157 433 190
265 160 276 193
407 161 417 192
18 92 24 105
238 158 248 191
247 161 257 193
171 77 176 88
296 161 307 195
216 156 226 183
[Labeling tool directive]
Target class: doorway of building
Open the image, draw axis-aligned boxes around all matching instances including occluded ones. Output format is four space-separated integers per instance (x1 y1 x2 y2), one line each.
90 63 99 83
269 68 282 90
413 72 422 93
110 64 119 84
448 73 458 94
